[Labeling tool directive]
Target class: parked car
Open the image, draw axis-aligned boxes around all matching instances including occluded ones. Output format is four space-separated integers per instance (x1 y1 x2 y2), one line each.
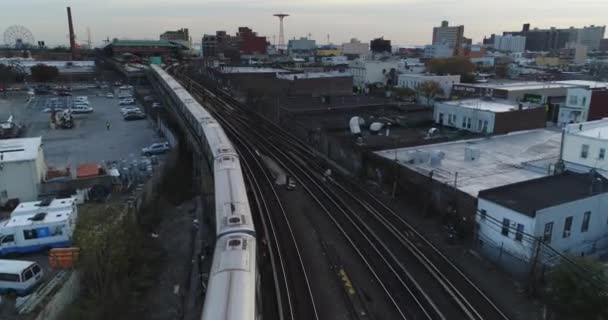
120 106 141 115
119 98 135 105
123 111 146 121
144 95 154 102
70 105 94 114
152 102 163 108
106 93 114 98
141 142 170 156
0 260 44 297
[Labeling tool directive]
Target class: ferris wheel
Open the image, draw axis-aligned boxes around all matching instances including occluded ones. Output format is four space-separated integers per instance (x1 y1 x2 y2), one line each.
3 25 35 49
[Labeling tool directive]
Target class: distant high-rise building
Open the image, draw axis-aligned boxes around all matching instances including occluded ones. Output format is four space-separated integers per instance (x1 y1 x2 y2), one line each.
493 35 526 52
287 37 316 52
237 27 267 55
432 20 464 53
370 37 392 54
341 38 369 56
600 39 608 52
160 28 191 48
504 24 606 51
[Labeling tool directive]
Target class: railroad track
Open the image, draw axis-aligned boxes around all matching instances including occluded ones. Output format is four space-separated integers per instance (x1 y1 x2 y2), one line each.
176 70 510 320
183 80 319 320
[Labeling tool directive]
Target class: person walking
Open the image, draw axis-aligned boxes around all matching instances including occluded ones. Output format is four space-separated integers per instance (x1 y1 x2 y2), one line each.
106 120 110 131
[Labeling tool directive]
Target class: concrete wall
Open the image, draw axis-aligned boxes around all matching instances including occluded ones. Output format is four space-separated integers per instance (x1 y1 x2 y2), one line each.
34 271 80 320
433 103 495 133
0 160 40 205
562 131 608 172
477 198 536 261
362 151 478 233
493 107 547 134
534 194 608 256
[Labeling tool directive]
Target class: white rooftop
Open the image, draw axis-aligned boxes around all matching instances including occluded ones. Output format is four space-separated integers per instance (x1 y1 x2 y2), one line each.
556 80 608 89
0 259 36 274
565 118 608 140
375 129 562 197
276 72 352 80
441 98 528 113
1 208 74 228
11 198 76 217
0 137 42 163
219 67 288 74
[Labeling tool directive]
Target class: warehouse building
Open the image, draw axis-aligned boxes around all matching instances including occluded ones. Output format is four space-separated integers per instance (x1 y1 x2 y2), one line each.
0 137 46 207
433 98 546 134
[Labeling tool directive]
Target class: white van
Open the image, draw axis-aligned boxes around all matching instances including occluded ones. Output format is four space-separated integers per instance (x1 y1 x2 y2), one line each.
0 208 78 256
0 260 43 296
70 105 94 114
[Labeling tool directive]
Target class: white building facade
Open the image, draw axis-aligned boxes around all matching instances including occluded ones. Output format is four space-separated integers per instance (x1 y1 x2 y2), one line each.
424 43 454 58
341 38 369 56
348 60 401 87
397 74 460 98
562 119 608 173
477 172 608 264
493 35 526 53
0 137 46 206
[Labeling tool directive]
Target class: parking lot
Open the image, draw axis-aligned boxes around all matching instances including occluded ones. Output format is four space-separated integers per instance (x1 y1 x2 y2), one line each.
1 87 161 169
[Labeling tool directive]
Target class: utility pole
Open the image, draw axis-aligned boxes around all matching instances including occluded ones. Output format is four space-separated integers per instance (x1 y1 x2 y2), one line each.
528 237 543 295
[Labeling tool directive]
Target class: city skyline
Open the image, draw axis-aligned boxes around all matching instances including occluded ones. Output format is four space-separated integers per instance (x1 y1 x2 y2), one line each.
3 0 608 47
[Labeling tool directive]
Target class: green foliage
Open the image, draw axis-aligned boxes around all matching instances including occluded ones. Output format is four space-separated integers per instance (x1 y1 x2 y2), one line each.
545 257 608 320
393 87 417 97
67 204 162 320
416 81 444 105
427 56 475 76
30 64 59 82
0 64 17 90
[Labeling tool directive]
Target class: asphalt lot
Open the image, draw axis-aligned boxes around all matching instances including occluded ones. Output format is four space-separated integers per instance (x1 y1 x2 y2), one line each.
0 90 160 169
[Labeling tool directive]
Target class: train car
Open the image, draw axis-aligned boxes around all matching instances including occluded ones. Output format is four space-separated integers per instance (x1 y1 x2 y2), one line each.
201 233 257 320
214 153 255 237
149 65 257 320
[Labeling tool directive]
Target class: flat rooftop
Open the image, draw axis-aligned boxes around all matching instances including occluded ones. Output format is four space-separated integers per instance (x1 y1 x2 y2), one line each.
375 129 562 197
11 198 76 217
555 80 608 89
441 98 527 113
456 80 608 91
218 67 288 74
565 118 608 139
2 209 73 228
277 72 352 80
0 137 41 162
479 171 608 217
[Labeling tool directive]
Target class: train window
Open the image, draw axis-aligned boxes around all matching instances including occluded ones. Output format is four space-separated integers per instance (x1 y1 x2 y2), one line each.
228 217 241 225
228 239 241 247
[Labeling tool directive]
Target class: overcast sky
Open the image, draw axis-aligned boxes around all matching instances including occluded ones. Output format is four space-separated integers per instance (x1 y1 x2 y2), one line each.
3 0 608 47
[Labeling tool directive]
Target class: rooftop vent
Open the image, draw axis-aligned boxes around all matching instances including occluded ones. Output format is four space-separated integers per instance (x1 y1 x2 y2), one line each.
28 212 47 221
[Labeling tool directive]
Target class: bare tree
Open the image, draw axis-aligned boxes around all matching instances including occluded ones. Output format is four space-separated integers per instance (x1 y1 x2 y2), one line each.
416 81 444 105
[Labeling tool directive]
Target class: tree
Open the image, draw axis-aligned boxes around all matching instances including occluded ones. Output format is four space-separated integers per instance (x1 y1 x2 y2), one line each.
30 64 59 82
544 257 608 320
416 81 444 105
427 56 475 76
0 64 17 96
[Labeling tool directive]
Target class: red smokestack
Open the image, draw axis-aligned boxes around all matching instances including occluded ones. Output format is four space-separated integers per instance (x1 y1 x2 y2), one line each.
67 7 76 60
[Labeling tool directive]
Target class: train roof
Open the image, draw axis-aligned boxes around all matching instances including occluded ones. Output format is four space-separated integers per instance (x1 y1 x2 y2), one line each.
202 234 256 320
